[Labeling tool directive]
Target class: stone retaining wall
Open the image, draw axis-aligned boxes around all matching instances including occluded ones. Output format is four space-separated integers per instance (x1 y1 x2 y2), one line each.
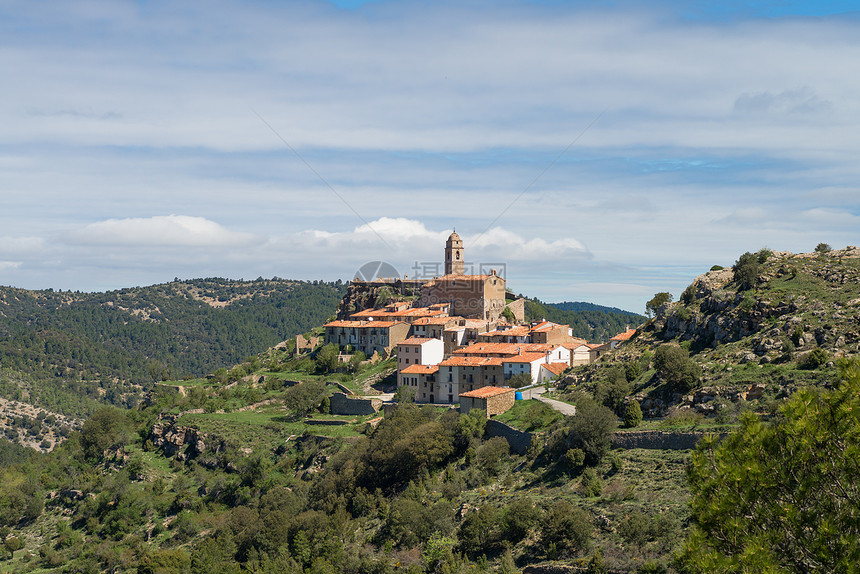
329 392 382 416
486 419 534 455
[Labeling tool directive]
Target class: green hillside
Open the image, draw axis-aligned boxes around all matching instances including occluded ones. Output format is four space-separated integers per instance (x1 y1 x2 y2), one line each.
2 249 859 573
0 278 346 417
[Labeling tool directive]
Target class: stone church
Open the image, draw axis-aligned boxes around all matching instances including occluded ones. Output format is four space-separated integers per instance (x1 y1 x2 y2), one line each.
417 232 508 321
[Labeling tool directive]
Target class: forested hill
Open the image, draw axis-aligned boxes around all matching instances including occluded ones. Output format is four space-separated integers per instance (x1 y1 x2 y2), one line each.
0 278 345 408
548 300 641 316
525 298 646 342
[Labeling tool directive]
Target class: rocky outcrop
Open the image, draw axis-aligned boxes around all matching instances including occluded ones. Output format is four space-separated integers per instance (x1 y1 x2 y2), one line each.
654 250 860 361
336 280 425 319
150 421 206 459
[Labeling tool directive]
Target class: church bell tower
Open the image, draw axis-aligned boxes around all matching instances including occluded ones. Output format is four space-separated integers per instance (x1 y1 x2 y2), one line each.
445 231 464 275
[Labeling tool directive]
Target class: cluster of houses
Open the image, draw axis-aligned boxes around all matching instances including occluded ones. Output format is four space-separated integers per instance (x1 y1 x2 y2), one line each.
324 233 636 406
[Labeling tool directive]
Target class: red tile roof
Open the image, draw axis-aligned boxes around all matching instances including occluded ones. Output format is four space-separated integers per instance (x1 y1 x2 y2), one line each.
324 320 364 327
459 386 515 399
502 352 549 364
400 364 439 374
399 337 439 345
439 356 502 367
542 362 569 376
350 307 448 320
455 342 554 356
412 316 462 326
610 328 637 342
529 321 565 332
364 321 406 328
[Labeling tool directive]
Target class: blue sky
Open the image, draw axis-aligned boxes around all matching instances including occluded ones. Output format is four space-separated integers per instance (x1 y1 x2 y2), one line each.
1 0 859 313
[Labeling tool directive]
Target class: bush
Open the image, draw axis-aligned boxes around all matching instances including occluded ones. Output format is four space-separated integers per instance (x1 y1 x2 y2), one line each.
475 437 510 477
541 500 592 552
594 367 631 415
710 265 724 271
502 498 541 543
623 401 643 428
79 407 132 461
732 252 760 290
815 242 831 253
799 347 829 370
508 373 532 389
580 467 603 497
565 448 586 472
624 361 643 383
653 345 701 393
566 400 617 465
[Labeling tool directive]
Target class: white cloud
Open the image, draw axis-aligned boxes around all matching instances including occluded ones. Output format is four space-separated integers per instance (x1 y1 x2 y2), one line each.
68 215 262 247
0 236 46 254
1 1 859 311
0 261 22 271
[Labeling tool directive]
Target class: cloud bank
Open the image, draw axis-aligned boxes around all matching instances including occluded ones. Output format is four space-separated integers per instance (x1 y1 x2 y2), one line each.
0 0 857 312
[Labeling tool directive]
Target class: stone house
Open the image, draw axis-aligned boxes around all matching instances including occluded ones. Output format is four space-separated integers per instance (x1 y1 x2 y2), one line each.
459 386 516 418
323 319 411 357
398 364 438 401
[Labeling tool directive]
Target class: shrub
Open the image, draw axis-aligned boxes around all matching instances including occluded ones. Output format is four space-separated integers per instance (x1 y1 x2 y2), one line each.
594 367 631 415
79 407 132 461
541 500 592 552
681 284 697 304
799 347 829 370
791 325 804 346
508 373 532 389
732 252 760 290
580 467 603 497
815 242 831 253
623 401 643 428
653 345 701 393
502 498 541 543
475 437 510 477
565 448 586 472
566 401 617 465
624 361 643 383
619 508 652 548
710 265 724 271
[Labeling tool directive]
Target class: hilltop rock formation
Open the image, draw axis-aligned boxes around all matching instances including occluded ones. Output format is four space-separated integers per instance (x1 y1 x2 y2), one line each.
651 247 860 363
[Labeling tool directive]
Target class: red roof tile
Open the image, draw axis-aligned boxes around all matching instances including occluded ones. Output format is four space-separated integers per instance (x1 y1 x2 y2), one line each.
542 362 569 376
398 337 439 345
400 364 439 374
459 386 515 399
610 328 636 341
502 352 549 364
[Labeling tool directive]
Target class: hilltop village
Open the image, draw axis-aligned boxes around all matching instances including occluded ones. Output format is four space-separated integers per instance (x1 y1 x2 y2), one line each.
325 232 634 407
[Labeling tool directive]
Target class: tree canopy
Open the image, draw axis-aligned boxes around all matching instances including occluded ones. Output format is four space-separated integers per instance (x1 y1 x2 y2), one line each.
678 359 860 573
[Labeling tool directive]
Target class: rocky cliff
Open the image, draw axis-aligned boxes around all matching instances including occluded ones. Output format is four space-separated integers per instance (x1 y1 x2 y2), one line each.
652 246 860 364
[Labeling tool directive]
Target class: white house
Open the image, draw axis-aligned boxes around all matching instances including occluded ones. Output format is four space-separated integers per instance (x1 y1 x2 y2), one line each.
396 337 445 371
